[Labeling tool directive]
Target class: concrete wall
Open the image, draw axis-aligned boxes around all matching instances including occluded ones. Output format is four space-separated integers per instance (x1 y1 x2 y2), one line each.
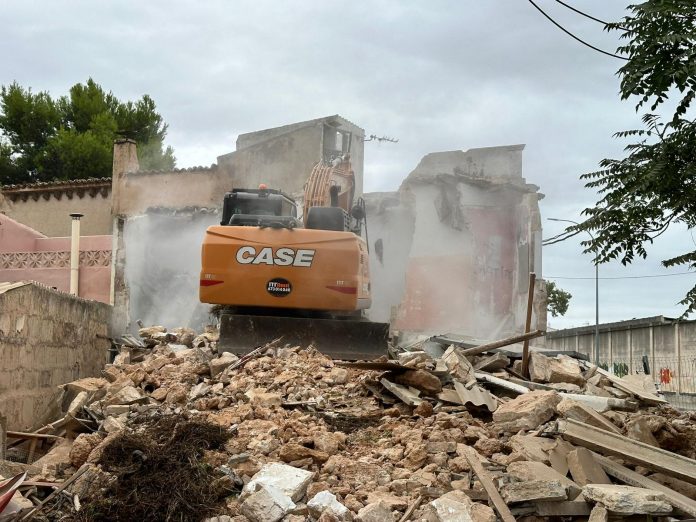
365 145 545 339
0 214 112 304
0 179 112 237
229 115 365 199
548 317 696 409
0 283 111 430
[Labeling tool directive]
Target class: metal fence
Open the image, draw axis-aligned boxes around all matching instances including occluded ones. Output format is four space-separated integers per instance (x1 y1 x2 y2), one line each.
610 356 696 410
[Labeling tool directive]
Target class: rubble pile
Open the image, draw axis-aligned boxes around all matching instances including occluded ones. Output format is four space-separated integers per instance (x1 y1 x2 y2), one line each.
1 327 696 522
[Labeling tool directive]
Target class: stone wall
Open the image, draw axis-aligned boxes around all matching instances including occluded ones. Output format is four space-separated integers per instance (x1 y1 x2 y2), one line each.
0 282 111 430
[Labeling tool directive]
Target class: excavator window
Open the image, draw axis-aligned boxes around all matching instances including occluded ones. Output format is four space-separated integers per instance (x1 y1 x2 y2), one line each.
220 189 298 226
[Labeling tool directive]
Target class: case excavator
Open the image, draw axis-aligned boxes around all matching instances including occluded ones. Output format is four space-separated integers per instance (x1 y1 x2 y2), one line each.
199 157 389 360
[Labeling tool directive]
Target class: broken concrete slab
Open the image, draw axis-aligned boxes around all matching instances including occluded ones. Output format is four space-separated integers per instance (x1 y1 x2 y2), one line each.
582 484 672 515
492 390 560 432
587 505 608 522
390 368 442 395
426 490 496 522
555 398 621 434
307 490 352 521
209 352 239 377
501 480 567 503
104 385 146 406
566 447 610 486
625 415 660 447
506 461 582 499
473 353 510 372
356 500 392 522
242 463 314 502
529 353 585 386
380 378 422 406
240 483 296 522
442 345 476 384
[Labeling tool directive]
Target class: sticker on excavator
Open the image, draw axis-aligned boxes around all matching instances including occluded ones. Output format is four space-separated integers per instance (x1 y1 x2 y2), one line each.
267 278 292 297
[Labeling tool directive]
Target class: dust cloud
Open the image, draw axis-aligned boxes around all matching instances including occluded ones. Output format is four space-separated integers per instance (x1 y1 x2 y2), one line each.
123 211 219 332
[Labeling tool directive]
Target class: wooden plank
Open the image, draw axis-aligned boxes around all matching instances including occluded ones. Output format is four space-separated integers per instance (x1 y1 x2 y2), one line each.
18 464 88 520
397 495 422 522
461 447 516 522
556 419 696 485
595 453 696 517
521 272 536 377
458 330 544 358
6 432 60 440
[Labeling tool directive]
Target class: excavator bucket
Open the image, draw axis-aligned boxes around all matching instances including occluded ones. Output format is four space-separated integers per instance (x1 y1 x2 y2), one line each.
218 313 389 361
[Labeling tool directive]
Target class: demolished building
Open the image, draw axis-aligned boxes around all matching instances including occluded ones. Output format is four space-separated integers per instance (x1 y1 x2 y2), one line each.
1 114 545 339
2 323 695 520
366 144 545 339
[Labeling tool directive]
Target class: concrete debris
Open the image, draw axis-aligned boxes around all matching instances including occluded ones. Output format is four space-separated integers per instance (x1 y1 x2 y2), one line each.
356 501 393 522
500 479 567 503
240 484 296 522
243 462 314 502
587 505 609 522
5 324 696 520
566 447 610 486
307 490 353 520
492 390 561 432
529 353 585 387
555 398 621 434
582 484 672 515
426 490 496 522
506 461 582 499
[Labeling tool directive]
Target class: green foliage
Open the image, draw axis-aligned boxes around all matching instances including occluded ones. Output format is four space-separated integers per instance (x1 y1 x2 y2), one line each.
0 78 175 184
546 280 572 318
555 1 696 315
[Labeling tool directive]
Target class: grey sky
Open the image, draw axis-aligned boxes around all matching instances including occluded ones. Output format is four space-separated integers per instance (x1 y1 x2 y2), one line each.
2 0 693 328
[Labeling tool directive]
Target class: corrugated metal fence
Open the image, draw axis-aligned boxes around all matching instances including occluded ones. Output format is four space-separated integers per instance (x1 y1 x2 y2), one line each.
547 316 696 410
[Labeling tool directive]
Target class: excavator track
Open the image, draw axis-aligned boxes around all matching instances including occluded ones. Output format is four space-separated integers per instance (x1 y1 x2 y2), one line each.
218 313 389 361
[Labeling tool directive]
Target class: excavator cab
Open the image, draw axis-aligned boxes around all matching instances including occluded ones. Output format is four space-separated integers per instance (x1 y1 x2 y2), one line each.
220 188 300 228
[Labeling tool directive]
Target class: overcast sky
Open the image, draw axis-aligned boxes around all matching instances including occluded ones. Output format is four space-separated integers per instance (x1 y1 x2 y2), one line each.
2 0 693 328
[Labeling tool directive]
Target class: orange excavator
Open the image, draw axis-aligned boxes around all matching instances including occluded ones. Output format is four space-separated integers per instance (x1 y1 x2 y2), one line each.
199 156 389 359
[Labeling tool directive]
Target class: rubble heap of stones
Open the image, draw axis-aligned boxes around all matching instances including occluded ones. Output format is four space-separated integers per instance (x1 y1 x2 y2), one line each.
3 326 696 522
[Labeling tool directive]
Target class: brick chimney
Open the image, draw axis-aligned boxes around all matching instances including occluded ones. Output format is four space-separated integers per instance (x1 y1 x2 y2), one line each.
111 139 139 216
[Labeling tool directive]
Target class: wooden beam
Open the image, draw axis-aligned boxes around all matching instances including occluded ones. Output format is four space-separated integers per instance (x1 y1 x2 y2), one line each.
459 329 544 358
521 272 536 377
461 447 516 522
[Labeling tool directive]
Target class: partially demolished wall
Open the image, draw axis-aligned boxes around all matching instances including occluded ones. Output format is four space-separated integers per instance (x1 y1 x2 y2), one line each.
366 145 545 339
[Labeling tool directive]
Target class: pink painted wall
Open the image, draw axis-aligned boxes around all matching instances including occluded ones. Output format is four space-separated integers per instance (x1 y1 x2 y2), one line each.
0 214 112 303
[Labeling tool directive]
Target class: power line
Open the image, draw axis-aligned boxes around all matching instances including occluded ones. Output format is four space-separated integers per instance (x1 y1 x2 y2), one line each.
546 271 696 280
527 0 629 60
554 0 627 30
